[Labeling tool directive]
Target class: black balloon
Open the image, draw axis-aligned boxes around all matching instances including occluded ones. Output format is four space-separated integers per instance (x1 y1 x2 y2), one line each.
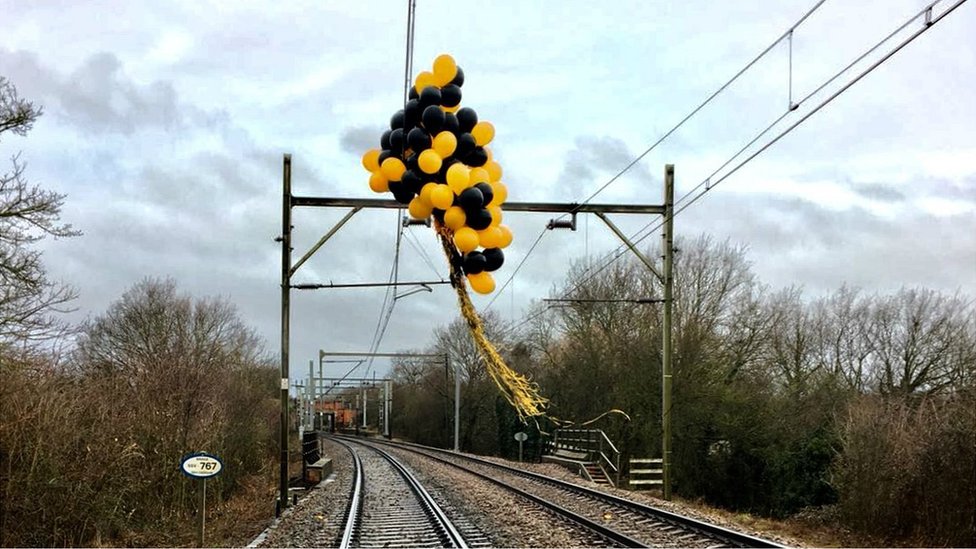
474 182 494 205
380 129 392 150
409 86 419 100
419 86 442 108
483 248 504 271
389 181 413 204
378 149 393 165
390 109 405 130
455 133 477 159
463 251 487 275
443 112 460 135
422 105 445 133
440 84 462 107
404 99 422 128
407 127 431 152
467 208 493 230
459 187 484 211
389 128 405 152
402 169 422 193
456 107 478 133
465 146 488 167
393 189 414 204
451 66 465 87
432 208 446 223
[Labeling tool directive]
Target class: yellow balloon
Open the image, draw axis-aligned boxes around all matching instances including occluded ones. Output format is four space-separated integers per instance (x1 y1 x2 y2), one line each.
418 149 443 175
430 184 454 210
441 104 460 114
485 146 493 161
497 224 513 248
408 196 433 220
478 226 503 249
446 163 470 194
368 171 389 193
444 206 466 230
471 121 495 147
468 272 495 295
485 160 503 182
488 206 503 226
362 149 381 172
432 54 458 86
489 181 508 206
432 131 457 158
415 71 436 93
381 157 406 181
469 167 489 185
419 182 438 205
454 227 479 253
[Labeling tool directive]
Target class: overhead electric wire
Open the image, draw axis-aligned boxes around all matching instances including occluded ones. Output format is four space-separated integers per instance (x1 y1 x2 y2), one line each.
404 226 445 280
361 215 404 380
499 0 966 338
562 0 959 298
670 0 966 220
359 0 417 382
484 229 547 310
484 0 828 317
557 0 828 223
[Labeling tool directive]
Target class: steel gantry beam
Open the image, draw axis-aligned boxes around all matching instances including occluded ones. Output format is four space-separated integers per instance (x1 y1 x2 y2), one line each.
277 154 677 509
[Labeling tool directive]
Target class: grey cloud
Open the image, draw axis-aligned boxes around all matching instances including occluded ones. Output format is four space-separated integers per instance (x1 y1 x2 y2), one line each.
556 135 656 197
676 192 975 296
924 175 976 203
61 53 182 133
489 185 975 330
851 182 905 202
340 126 382 156
1 48 221 136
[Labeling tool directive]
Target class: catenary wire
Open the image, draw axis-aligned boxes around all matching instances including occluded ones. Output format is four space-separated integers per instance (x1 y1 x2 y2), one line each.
555 0 957 306
360 0 417 381
404 225 446 280
484 228 547 310
498 0 965 338
484 0 828 317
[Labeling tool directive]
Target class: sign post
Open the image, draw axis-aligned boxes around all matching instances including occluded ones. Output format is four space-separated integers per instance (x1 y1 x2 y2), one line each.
514 432 528 463
181 452 223 547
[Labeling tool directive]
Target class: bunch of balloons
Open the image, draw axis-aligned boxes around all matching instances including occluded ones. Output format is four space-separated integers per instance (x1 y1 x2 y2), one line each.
361 54 513 295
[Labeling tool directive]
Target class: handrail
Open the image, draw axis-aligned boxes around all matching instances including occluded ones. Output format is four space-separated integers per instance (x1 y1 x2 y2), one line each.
549 428 622 488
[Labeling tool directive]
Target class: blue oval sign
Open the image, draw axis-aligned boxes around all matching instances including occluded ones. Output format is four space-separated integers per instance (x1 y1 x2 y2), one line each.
180 452 223 479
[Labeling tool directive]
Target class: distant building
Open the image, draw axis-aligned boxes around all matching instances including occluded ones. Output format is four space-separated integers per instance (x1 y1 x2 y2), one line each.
314 399 357 430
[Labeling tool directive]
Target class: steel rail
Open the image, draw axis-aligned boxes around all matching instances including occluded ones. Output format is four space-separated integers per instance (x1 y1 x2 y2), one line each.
337 437 468 548
341 436 644 548
335 438 364 549
366 437 784 548
369 443 469 548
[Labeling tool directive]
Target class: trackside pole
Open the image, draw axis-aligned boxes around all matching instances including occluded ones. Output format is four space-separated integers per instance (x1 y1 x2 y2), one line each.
198 478 206 546
662 164 674 500
279 154 292 513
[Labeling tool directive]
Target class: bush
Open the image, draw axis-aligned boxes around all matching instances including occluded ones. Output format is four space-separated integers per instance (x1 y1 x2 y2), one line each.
0 280 279 546
832 393 976 546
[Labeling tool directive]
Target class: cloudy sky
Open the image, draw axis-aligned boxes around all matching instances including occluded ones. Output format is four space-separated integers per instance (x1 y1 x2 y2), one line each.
2 1 973 382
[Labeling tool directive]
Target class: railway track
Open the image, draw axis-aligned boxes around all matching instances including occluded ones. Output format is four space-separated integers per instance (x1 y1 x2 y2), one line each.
344 436 784 548
332 437 492 548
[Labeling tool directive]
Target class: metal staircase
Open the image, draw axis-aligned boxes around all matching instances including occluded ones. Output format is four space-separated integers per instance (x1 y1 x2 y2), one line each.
543 428 621 487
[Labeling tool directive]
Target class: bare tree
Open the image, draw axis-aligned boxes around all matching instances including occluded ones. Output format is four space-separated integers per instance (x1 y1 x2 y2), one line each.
867 288 975 396
764 286 821 393
809 286 873 393
0 76 79 345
